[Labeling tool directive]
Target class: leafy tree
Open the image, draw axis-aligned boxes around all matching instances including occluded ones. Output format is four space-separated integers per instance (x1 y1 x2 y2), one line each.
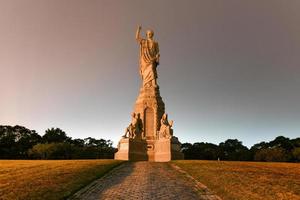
254 147 288 162
0 125 41 158
181 143 193 158
70 138 85 147
2 124 299 162
29 143 74 159
250 141 269 151
83 137 112 148
292 147 300 161
181 143 193 152
219 139 251 161
181 142 219 160
269 136 294 151
1 125 116 159
291 138 300 148
42 128 70 143
252 136 300 162
28 137 116 159
80 137 115 159
250 141 269 160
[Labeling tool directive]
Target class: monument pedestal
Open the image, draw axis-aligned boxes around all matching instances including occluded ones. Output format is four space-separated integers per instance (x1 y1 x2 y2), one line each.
153 139 171 162
115 138 148 161
115 136 183 162
114 86 184 162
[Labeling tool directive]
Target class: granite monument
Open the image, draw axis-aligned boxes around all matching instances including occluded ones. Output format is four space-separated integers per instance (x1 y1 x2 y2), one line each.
114 26 184 162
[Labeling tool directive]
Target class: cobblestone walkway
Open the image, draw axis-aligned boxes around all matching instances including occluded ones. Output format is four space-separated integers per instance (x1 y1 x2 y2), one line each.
70 162 221 200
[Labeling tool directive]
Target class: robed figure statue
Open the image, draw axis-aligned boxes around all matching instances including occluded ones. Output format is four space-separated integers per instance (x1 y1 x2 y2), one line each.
136 26 160 88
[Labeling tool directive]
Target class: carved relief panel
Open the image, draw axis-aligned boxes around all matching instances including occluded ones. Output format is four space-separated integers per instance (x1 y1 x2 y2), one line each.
144 107 154 140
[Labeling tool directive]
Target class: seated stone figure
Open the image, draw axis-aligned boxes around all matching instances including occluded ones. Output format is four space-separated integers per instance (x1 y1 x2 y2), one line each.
158 113 173 139
123 112 143 139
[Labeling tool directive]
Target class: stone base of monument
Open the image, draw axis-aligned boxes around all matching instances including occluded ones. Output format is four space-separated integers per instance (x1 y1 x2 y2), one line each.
153 139 171 162
114 136 184 162
114 138 129 160
114 138 148 161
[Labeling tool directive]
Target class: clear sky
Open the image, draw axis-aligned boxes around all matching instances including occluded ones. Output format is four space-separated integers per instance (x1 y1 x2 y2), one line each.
0 0 299 147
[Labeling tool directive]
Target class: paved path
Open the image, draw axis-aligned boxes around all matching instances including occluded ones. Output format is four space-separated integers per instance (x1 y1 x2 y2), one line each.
70 162 221 200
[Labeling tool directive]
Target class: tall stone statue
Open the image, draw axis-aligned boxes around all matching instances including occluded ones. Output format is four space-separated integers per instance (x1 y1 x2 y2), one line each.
115 26 184 162
136 26 160 88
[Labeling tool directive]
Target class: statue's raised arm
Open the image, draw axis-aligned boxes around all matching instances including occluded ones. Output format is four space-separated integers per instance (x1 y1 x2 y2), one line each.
136 25 142 42
136 25 160 88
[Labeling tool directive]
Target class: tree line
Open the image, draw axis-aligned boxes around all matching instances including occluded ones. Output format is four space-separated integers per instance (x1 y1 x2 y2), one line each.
0 125 115 159
182 136 300 162
1 125 299 162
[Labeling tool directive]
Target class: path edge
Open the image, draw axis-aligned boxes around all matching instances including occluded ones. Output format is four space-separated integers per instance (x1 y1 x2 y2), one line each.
66 161 127 200
169 163 223 200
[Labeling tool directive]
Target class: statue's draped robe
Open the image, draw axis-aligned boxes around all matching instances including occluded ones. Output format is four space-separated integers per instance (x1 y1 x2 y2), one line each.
139 39 159 86
160 117 169 135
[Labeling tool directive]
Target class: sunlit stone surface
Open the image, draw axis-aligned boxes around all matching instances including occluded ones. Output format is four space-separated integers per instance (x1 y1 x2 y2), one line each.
114 26 184 162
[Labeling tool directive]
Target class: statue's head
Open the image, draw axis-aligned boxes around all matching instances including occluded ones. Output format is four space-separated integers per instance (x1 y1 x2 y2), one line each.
136 113 140 118
131 112 136 118
163 113 167 119
146 30 154 39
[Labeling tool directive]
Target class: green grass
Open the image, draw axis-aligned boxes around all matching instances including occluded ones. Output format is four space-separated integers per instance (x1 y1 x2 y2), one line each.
0 160 123 200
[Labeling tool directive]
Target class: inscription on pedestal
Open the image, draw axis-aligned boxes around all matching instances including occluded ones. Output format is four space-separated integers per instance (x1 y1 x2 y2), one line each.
145 107 154 139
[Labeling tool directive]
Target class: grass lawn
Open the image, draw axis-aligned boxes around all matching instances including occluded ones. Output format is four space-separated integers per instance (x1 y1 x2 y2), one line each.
0 159 123 200
173 160 300 200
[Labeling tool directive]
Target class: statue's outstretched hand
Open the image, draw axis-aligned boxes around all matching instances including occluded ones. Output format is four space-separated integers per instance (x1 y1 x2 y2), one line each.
136 25 142 41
